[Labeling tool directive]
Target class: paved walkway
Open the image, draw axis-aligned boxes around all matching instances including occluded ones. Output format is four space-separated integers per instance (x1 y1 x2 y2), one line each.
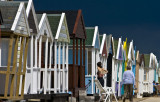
112 97 160 102
140 97 160 102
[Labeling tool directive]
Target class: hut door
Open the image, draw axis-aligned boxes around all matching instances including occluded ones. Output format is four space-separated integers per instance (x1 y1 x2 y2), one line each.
107 53 112 87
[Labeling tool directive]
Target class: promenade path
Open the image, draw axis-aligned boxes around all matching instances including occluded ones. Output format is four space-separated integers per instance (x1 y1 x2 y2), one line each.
112 97 160 102
140 97 160 102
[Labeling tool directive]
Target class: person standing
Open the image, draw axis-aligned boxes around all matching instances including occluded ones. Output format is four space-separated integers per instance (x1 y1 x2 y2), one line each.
97 62 108 102
97 62 108 87
122 66 135 102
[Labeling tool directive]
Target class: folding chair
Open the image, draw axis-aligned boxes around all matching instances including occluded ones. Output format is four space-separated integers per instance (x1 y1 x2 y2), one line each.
95 79 118 102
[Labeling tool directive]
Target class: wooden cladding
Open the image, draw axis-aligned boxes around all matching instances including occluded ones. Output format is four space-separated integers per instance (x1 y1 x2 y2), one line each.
0 35 29 100
69 38 85 97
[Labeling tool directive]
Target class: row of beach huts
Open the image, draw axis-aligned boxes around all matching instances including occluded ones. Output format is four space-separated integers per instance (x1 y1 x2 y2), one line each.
0 0 160 102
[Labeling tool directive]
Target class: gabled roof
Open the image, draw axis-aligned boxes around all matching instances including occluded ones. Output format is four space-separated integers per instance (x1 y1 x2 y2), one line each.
85 26 100 49
47 13 70 43
25 0 39 35
5 0 39 35
37 10 86 39
0 1 30 36
37 13 53 41
99 34 107 57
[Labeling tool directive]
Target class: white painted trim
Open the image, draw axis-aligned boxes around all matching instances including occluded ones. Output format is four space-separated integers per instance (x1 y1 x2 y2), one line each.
116 38 122 59
91 48 95 94
112 37 115 58
58 42 61 91
38 36 42 91
66 43 69 92
35 37 37 67
26 0 39 34
54 41 57 93
92 26 98 47
55 13 64 39
62 43 65 93
30 35 33 93
128 41 135 61
99 34 106 55
44 38 49 94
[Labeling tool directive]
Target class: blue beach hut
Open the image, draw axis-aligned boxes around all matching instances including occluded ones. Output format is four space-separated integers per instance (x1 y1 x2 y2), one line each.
84 26 100 94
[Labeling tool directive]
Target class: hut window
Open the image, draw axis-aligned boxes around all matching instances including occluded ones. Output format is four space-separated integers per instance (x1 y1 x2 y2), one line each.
1 38 14 67
1 39 9 66
88 51 92 75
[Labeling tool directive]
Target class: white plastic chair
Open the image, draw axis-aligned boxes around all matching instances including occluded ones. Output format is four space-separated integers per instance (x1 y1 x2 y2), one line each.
95 79 118 102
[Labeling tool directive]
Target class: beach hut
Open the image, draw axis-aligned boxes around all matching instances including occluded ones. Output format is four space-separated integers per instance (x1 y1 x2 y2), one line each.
18 0 40 95
47 13 70 94
143 53 155 94
99 34 107 88
33 13 53 96
38 10 87 97
0 1 30 100
106 35 113 88
135 52 145 98
114 38 123 97
84 26 100 95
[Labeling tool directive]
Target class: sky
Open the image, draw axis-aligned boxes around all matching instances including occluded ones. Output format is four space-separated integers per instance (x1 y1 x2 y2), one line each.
23 0 160 59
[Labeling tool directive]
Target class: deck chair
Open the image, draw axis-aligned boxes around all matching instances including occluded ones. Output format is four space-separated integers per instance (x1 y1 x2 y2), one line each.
95 79 118 102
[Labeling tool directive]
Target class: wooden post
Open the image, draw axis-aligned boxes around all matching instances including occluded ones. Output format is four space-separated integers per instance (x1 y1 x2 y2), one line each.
16 37 25 96
48 43 52 94
30 35 33 94
21 37 29 96
10 36 19 97
66 43 68 92
80 39 82 87
58 42 61 92
4 35 14 98
83 39 85 88
76 39 78 87
33 37 38 93
44 38 48 94
62 42 65 93
73 38 75 89
92 48 95 94
54 41 57 93
38 36 42 92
